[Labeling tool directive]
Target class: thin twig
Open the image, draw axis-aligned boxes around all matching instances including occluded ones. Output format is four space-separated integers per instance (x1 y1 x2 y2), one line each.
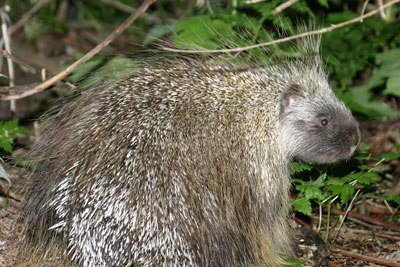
335 248 400 267
7 0 52 35
163 0 400 53
344 227 400 241
333 189 361 242
377 0 387 19
331 207 400 232
272 0 299 15
245 0 267 4
361 0 370 22
206 0 214 15
0 50 36 73
0 0 156 101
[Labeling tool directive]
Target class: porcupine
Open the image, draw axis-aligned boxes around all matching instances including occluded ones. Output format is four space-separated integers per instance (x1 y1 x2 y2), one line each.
22 38 360 267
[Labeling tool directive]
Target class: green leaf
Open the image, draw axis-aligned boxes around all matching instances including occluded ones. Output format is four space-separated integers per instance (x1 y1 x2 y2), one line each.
312 173 327 188
317 0 329 7
283 256 304 267
339 184 355 204
328 184 343 195
305 186 323 201
292 197 312 216
384 75 400 97
0 119 29 153
381 153 400 160
290 162 313 174
357 142 371 151
389 195 400 206
349 172 379 185
326 177 345 186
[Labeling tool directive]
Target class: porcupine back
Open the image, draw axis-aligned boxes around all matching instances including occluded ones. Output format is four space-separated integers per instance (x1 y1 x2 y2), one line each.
22 39 360 267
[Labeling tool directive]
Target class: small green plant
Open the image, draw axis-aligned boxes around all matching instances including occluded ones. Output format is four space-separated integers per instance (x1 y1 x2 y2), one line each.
0 119 29 210
291 143 400 241
0 119 29 153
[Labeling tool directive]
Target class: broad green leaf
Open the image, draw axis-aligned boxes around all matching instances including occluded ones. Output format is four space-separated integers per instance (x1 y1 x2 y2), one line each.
312 173 327 188
328 184 344 195
292 197 312 216
305 186 323 201
339 184 355 204
0 119 29 153
290 162 313 174
326 178 345 186
384 75 400 97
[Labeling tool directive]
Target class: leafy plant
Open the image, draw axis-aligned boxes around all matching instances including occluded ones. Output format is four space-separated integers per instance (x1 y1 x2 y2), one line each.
0 119 29 153
0 119 28 210
292 144 400 240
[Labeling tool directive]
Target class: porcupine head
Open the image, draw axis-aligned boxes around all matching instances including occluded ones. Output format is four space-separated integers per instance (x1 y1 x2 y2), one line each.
20 35 361 267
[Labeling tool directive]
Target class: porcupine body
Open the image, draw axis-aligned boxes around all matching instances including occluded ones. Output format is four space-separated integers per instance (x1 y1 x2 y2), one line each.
22 40 360 266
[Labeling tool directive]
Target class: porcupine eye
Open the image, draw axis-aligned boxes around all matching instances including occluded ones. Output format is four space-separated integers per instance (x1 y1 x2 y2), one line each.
320 119 328 126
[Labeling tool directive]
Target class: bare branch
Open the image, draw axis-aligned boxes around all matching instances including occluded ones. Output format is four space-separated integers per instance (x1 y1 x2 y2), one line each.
335 249 400 267
0 50 36 73
206 0 214 15
1 0 156 101
377 0 387 19
273 0 299 15
163 0 400 54
332 189 361 242
360 0 370 22
245 0 267 4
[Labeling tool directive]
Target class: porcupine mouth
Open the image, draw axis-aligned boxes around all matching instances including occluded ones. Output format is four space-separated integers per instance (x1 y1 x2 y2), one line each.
326 144 358 163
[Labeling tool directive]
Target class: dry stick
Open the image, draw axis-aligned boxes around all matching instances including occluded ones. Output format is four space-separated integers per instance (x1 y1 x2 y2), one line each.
377 0 387 19
335 249 400 267
272 0 300 15
345 228 400 241
245 0 267 4
7 0 52 35
332 189 361 242
331 207 400 232
163 0 400 54
206 0 214 15
361 0 370 22
0 50 36 73
0 0 156 101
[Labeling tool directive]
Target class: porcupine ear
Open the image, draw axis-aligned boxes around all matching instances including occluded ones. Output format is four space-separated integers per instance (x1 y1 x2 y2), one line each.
280 84 303 116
